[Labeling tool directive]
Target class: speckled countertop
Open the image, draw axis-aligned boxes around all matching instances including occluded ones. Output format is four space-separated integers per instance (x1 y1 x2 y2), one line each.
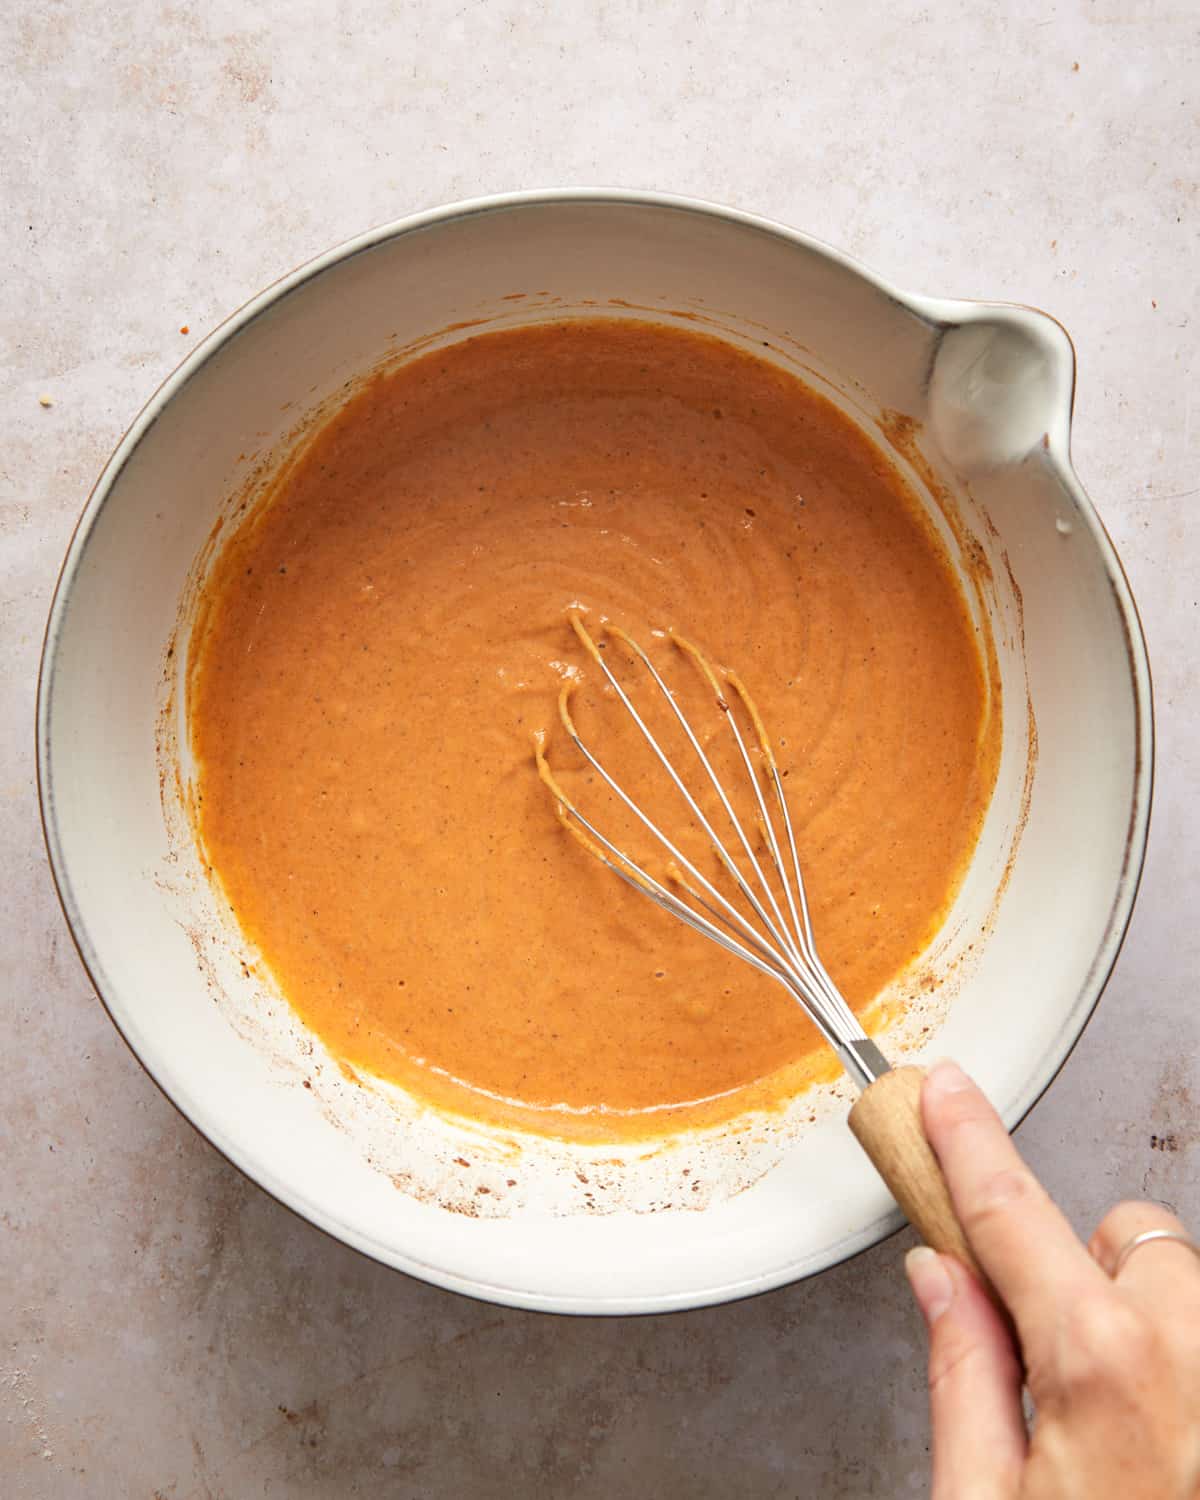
3 3 1198 1496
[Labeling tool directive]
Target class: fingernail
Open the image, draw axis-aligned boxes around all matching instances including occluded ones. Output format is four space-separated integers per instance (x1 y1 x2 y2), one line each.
905 1246 954 1325
925 1058 971 1096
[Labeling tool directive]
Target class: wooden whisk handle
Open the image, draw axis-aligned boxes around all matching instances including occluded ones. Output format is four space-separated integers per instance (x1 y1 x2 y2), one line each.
848 1065 990 1291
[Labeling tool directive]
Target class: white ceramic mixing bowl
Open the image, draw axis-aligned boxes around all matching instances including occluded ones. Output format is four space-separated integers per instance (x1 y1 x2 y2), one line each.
38 191 1151 1312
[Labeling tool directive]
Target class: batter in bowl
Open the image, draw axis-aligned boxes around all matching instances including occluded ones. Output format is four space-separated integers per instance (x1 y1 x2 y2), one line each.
188 319 999 1141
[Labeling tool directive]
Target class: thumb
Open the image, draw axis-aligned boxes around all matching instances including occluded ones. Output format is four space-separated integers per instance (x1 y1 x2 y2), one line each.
906 1248 1027 1500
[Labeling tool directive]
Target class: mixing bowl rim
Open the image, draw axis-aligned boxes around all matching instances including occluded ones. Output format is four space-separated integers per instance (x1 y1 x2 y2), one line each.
35 187 1154 1313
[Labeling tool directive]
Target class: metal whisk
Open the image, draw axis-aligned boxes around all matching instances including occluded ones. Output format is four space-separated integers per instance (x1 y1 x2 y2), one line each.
535 611 891 1091
536 610 987 1280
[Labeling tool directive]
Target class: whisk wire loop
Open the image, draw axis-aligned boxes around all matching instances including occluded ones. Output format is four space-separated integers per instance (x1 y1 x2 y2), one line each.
538 614 890 1090
587 622 817 980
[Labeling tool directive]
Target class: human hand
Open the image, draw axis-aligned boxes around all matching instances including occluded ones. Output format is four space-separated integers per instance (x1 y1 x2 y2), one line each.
905 1059 1200 1499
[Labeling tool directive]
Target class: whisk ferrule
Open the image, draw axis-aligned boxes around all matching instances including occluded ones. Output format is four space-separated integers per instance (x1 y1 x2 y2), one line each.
839 1038 891 1090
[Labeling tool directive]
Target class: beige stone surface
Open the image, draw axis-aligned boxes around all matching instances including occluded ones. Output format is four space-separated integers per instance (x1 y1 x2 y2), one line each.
3 2 1198 1495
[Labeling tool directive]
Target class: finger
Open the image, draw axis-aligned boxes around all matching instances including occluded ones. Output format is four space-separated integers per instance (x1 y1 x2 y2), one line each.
1090 1201 1200 1316
1090 1200 1197 1277
921 1060 1110 1352
906 1247 1026 1500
